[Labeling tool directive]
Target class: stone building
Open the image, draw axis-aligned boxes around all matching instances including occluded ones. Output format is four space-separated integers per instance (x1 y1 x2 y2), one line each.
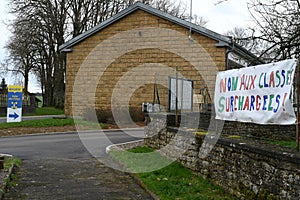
60 2 260 120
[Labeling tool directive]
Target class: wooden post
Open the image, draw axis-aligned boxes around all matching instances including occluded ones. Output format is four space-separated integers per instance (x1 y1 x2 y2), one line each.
296 59 300 151
0 156 4 170
175 66 179 127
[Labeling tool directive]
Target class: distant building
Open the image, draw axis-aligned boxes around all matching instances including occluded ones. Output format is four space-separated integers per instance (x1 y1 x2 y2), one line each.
0 78 7 93
0 79 40 114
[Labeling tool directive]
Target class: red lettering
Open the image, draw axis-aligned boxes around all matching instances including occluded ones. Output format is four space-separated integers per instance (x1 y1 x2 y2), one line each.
226 97 230 112
269 71 275 87
234 96 238 110
249 75 256 90
243 96 250 110
220 78 227 93
239 75 248 90
282 93 287 106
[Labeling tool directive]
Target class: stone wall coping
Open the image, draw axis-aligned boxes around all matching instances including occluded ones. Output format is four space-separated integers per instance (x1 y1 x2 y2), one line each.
161 126 300 165
201 135 300 165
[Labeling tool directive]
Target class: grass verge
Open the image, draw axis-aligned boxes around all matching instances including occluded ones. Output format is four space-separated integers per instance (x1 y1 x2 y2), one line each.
0 118 75 129
1 107 64 117
4 157 21 171
110 146 171 173
111 146 236 200
0 118 109 130
75 119 108 129
264 139 297 149
225 135 297 149
2 157 21 193
34 107 64 115
23 107 64 116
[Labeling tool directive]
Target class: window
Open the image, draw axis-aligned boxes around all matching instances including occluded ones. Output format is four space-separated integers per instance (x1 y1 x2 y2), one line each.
168 76 193 111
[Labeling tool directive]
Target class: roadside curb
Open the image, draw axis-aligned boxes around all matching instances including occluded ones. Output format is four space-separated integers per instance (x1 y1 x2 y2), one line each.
92 127 144 133
106 140 160 200
0 155 15 200
0 131 77 139
0 115 66 121
105 139 144 153
129 172 160 200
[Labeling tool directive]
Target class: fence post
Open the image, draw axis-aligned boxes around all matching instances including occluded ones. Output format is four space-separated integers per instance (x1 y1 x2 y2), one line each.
0 156 4 170
296 59 300 151
175 66 179 127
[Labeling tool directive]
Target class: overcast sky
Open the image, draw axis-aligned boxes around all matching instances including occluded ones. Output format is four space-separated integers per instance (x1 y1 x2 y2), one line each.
189 0 251 32
0 0 252 92
0 0 11 66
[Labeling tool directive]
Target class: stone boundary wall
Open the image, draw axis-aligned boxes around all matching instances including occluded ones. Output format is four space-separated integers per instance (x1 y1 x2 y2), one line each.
144 114 300 199
153 112 296 140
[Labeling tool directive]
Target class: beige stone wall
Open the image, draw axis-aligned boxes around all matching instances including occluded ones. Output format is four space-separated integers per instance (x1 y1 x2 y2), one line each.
65 10 226 117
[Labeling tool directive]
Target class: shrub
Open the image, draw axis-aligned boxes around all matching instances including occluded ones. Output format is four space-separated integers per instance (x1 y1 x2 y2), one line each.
83 107 145 124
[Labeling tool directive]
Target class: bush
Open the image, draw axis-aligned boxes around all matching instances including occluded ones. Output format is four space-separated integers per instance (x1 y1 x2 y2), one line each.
83 107 145 124
96 109 115 124
129 107 145 122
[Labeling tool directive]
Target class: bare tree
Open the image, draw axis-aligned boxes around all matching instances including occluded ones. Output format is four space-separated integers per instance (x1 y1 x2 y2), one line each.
225 27 263 56
214 0 230 5
150 0 188 19
7 0 68 107
3 18 38 92
191 14 208 27
248 0 300 61
6 0 199 108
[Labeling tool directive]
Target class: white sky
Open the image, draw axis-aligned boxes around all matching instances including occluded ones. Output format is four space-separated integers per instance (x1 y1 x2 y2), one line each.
0 0 253 92
0 0 11 66
189 0 252 33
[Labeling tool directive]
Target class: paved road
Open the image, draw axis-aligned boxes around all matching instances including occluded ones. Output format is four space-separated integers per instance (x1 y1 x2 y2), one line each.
0 129 144 160
0 129 154 200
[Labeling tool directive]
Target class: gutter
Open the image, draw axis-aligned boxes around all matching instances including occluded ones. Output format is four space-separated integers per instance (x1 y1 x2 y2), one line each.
221 37 264 70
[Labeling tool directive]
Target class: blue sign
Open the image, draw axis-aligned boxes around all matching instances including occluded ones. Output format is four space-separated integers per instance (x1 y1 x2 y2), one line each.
8 112 19 120
7 92 22 109
7 85 23 123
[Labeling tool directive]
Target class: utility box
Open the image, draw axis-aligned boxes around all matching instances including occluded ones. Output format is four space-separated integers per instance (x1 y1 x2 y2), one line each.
142 102 162 113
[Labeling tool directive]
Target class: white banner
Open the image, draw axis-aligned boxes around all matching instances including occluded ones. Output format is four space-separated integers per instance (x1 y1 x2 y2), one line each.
214 59 297 125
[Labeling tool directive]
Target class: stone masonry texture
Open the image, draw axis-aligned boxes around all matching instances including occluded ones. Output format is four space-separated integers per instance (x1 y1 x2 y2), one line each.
144 113 300 200
64 10 226 117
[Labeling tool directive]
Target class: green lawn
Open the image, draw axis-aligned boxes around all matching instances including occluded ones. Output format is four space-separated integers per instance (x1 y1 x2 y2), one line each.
0 117 110 130
1 107 64 117
0 118 75 129
24 107 64 116
3 157 21 189
111 146 236 200
4 157 21 171
265 139 297 149
225 134 298 150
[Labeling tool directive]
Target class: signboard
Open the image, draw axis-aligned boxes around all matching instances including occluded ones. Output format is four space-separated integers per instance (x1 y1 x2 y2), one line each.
169 77 193 111
7 85 23 123
214 59 297 125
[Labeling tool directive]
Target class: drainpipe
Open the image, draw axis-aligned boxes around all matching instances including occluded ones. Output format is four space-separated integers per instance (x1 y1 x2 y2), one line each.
225 36 234 70
225 50 234 70
225 36 264 70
